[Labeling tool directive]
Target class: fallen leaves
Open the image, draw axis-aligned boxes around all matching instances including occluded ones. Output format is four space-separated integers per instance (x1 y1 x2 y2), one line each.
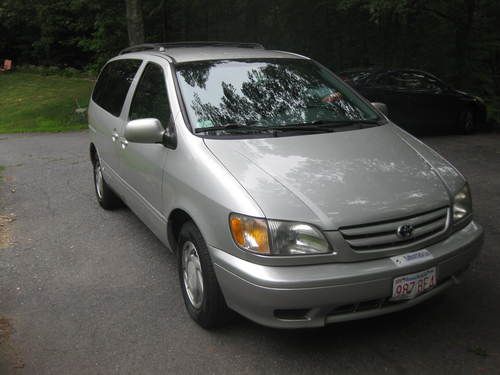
0 317 24 369
0 214 15 249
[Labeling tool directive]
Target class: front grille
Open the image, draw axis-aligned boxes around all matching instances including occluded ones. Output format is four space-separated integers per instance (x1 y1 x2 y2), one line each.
339 207 449 251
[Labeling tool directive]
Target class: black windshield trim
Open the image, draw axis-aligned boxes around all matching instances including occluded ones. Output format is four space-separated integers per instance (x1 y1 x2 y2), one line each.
194 119 382 134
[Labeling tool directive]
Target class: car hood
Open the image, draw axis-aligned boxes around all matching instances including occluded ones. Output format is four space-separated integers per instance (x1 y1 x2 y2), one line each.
204 124 456 229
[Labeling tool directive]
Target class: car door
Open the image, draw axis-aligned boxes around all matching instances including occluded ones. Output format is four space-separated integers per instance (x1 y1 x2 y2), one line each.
379 71 437 132
400 71 450 129
406 72 461 129
117 60 173 240
359 72 412 128
89 59 142 186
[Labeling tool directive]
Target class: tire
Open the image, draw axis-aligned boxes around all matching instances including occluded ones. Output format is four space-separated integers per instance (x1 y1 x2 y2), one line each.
93 157 122 210
457 109 475 134
177 221 229 329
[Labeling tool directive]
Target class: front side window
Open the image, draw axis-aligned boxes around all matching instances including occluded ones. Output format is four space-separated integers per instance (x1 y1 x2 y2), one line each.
129 62 171 127
175 59 380 135
92 59 142 117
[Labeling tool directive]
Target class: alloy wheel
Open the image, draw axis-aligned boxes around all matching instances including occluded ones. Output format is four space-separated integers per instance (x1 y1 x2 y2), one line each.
182 241 205 309
94 162 104 200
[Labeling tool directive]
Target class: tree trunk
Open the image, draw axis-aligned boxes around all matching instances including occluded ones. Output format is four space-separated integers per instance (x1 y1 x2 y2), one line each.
454 0 476 87
125 0 145 46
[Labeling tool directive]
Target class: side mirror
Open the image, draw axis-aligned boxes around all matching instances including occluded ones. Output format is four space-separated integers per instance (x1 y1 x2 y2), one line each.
371 102 388 116
124 118 164 144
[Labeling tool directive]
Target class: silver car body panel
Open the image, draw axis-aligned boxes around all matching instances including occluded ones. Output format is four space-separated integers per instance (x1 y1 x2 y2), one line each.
204 124 451 230
154 47 306 63
88 46 483 328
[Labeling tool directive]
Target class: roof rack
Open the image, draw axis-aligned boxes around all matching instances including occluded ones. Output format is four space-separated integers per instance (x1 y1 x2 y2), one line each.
119 41 265 55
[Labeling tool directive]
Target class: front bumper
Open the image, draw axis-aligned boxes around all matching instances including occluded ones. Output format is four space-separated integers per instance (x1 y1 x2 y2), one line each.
210 221 483 328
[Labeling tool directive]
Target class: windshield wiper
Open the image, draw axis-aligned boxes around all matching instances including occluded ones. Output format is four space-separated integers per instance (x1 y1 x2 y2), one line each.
286 119 381 128
194 119 381 134
194 123 260 133
195 123 336 134
263 124 335 132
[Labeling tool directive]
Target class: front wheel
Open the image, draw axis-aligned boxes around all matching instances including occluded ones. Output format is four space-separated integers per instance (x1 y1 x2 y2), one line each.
178 221 229 329
93 158 121 210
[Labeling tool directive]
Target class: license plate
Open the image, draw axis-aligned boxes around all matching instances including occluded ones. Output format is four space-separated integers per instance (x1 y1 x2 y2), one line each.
392 267 436 300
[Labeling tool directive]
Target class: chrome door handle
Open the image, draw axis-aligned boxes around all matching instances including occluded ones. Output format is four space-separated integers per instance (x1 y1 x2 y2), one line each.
119 138 128 149
111 130 119 143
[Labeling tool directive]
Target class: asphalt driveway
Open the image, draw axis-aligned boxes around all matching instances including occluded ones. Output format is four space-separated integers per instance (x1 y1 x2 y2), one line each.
0 130 499 374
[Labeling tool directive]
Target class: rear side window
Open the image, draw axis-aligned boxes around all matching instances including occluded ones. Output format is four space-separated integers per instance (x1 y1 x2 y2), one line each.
92 59 142 117
129 62 171 127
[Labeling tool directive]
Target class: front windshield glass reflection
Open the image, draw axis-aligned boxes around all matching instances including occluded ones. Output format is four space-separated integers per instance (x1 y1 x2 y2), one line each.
176 59 379 132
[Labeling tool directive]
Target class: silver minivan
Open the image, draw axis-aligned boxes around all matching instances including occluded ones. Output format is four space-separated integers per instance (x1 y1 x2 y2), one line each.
88 42 483 329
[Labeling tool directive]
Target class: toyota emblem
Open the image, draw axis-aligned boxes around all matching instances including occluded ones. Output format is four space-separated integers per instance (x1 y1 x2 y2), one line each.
397 224 414 238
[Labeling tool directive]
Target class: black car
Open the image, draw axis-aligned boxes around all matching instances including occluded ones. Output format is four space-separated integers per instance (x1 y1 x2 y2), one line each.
339 69 487 134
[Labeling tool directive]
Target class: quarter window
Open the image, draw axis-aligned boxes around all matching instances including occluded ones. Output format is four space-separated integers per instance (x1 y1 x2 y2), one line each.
129 63 171 127
92 59 142 117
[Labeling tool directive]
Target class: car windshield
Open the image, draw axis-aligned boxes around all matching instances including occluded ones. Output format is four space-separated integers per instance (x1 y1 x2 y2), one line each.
175 59 381 134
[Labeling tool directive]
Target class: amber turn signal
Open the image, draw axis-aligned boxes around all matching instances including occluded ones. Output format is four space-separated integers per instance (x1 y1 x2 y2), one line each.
229 214 270 254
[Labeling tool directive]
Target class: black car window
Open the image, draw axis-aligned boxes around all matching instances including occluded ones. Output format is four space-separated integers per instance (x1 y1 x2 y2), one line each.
372 73 397 88
92 59 142 117
340 71 374 86
418 74 444 92
378 72 443 92
129 62 171 128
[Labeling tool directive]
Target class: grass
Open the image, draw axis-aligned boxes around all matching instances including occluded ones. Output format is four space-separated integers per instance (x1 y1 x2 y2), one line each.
0 72 94 133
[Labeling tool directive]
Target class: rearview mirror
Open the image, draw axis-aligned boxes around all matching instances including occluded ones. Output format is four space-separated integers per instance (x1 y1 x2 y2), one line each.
371 102 388 116
124 118 165 144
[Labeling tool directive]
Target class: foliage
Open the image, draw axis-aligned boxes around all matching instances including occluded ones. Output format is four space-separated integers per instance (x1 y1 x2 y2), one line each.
0 0 499 115
14 65 93 78
0 73 94 133
0 0 127 71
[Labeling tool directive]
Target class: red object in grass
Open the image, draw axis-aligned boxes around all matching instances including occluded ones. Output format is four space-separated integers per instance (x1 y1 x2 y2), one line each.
0 59 12 72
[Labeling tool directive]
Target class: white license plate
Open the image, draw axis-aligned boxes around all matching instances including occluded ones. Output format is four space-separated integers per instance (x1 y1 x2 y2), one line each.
392 267 436 300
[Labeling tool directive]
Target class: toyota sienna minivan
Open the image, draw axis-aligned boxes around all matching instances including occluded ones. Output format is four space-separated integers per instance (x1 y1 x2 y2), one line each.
88 42 483 329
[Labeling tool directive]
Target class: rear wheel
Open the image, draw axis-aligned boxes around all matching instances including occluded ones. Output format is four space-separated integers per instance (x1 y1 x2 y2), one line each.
93 157 121 210
178 221 229 328
457 109 475 134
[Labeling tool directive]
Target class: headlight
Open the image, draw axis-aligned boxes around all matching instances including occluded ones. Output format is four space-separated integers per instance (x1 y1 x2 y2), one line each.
229 213 331 255
453 183 472 222
268 220 331 255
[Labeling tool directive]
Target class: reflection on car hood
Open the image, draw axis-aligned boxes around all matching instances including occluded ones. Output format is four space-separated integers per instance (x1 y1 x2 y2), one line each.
204 125 452 229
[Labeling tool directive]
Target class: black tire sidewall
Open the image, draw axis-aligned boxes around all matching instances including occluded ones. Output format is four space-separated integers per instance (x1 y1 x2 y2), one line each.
92 157 120 209
177 221 227 328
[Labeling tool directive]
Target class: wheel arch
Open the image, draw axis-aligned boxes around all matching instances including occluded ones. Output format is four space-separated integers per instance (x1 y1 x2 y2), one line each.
167 208 197 253
89 143 98 166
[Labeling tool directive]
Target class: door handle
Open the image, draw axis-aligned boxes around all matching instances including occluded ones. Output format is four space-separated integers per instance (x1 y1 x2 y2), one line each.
111 130 119 143
119 138 128 149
